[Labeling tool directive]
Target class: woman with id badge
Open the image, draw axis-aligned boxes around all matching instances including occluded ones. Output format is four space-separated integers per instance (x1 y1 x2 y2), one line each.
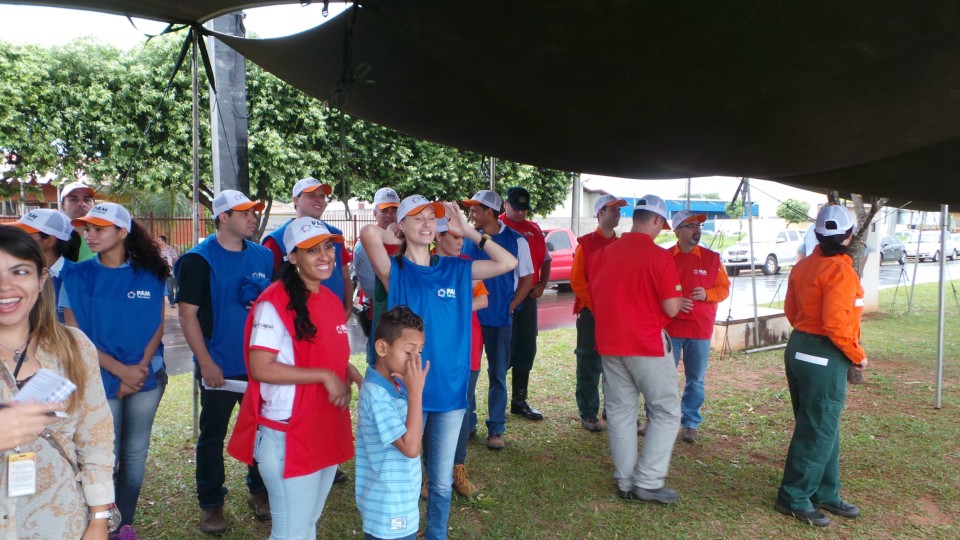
60 203 169 539
0 226 116 539
775 205 867 527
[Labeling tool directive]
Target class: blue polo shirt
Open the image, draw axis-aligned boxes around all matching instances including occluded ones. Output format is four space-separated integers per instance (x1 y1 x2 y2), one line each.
355 367 420 539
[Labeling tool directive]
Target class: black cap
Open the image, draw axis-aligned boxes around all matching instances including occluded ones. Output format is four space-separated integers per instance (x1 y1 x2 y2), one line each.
506 186 532 211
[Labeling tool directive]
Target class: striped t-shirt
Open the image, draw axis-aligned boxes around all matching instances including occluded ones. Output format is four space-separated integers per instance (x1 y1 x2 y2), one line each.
355 367 420 539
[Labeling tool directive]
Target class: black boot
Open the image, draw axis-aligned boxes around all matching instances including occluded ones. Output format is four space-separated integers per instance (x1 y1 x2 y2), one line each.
510 370 544 421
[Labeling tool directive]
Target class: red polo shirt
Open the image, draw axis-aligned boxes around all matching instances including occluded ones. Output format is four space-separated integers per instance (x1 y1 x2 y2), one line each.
589 233 682 357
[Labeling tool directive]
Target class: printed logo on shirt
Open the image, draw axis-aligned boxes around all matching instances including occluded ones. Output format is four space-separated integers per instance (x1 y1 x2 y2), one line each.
254 322 274 331
675 284 682 292
335 324 348 334
692 269 707 276
436 288 457 299
389 516 407 531
126 290 152 300
250 271 268 279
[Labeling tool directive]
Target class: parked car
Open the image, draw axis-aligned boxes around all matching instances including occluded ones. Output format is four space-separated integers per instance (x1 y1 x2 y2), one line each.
543 228 577 286
878 235 907 265
721 229 802 276
901 230 957 262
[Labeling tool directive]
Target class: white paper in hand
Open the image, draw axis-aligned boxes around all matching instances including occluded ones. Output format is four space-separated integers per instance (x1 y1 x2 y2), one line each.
12 368 77 404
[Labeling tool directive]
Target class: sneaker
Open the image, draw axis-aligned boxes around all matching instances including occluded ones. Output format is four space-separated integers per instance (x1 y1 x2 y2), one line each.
110 525 139 540
816 499 861 518
775 501 832 527
453 464 479 497
681 426 699 443
580 415 603 433
631 485 680 504
199 506 227 535
333 469 348 484
486 434 505 450
248 490 271 522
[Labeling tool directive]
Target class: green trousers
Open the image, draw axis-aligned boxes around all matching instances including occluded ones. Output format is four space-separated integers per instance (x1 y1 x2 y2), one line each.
777 330 851 511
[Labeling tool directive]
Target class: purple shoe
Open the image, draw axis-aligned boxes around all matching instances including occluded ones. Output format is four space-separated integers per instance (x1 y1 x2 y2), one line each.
110 525 139 540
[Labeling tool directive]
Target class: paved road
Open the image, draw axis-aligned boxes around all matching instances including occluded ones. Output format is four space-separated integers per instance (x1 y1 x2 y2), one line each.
163 259 959 376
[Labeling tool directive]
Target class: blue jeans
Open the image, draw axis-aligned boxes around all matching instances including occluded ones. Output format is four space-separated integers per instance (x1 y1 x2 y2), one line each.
481 324 512 435
423 409 465 540
670 337 711 429
365 534 417 540
455 369 480 465
254 426 337 540
108 369 167 527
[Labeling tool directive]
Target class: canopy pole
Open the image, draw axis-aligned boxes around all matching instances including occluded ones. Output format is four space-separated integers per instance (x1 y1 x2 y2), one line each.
571 174 581 236
191 28 201 440
745 178 760 348
685 177 691 210
935 204 947 408
907 212 926 315
489 157 496 191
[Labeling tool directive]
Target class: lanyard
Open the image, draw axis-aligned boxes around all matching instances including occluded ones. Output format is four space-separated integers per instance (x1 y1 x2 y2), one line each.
12 349 27 380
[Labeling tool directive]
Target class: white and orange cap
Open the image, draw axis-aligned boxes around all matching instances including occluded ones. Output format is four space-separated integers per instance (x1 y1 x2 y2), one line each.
634 194 670 230
72 203 132 231
593 194 628 217
212 190 265 218
282 217 344 254
373 187 401 209
60 181 95 201
671 209 707 230
292 177 333 198
815 205 856 236
460 190 502 212
10 209 74 241
398 195 445 222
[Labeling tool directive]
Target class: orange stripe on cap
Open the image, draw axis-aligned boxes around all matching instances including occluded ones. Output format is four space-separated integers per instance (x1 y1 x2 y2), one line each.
9 223 40 234
300 183 332 196
295 233 345 250
406 202 446 218
231 200 266 212
71 216 115 228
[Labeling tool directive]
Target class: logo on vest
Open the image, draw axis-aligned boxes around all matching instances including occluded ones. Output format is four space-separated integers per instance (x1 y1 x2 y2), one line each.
335 324 348 334
126 290 152 300
250 272 268 279
437 288 457 299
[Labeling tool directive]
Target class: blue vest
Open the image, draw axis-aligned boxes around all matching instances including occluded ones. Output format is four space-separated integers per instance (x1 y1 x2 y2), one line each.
387 255 472 412
265 219 347 302
462 226 521 327
51 258 73 324
180 235 273 377
60 259 165 399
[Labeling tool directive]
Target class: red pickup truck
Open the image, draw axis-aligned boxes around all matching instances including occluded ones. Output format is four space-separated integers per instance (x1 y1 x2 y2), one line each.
543 228 578 287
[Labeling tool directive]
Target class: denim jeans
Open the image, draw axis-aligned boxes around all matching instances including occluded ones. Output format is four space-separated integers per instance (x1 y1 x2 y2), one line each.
670 337 711 429
195 370 265 508
365 534 417 540
108 369 167 527
602 334 680 491
480 324 512 435
455 369 480 465
254 426 337 540
423 409 466 540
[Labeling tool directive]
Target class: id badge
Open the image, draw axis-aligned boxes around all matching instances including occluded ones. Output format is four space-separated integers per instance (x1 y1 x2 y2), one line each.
7 452 37 497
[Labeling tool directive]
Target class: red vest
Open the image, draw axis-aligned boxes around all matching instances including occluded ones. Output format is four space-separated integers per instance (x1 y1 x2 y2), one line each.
573 230 619 314
227 281 355 479
665 248 721 340
500 216 547 283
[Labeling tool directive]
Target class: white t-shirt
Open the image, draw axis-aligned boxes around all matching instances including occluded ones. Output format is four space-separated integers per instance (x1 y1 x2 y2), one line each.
249 301 297 421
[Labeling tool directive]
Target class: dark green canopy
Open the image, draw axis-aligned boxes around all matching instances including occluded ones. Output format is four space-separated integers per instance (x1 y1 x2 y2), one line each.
15 1 960 207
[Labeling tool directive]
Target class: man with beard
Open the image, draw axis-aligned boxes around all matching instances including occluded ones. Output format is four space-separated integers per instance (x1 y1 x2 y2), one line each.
664 210 730 444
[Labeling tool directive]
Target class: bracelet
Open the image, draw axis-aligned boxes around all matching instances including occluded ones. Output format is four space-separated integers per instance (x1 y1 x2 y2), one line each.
479 234 492 250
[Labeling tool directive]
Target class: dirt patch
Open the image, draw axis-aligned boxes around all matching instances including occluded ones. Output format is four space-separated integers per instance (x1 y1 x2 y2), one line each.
907 497 954 526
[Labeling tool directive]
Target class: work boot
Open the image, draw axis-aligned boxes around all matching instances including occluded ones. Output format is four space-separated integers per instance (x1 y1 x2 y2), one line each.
199 506 227 535
453 464 479 497
248 490 271 522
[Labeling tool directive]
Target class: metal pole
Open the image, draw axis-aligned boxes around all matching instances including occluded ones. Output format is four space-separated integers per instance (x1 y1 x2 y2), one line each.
571 174 582 236
685 177 691 210
907 212 925 315
745 178 761 348
191 29 201 440
935 204 947 408
489 157 496 191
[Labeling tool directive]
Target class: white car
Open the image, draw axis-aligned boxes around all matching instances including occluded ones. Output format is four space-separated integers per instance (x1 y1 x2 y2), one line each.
721 229 803 276
901 230 957 262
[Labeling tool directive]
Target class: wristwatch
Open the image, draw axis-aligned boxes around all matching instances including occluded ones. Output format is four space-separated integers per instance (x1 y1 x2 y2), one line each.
89 505 121 531
479 233 493 250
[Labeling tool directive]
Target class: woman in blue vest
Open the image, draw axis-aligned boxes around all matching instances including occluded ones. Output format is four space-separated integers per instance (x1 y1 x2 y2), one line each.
228 217 358 540
359 196 516 540
60 202 169 538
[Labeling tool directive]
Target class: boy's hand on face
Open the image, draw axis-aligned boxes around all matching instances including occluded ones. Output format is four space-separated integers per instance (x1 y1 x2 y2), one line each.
394 353 429 396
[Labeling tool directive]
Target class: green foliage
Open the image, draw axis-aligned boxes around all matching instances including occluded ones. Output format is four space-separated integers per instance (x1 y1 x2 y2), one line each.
776 198 810 224
725 199 745 218
1 36 574 218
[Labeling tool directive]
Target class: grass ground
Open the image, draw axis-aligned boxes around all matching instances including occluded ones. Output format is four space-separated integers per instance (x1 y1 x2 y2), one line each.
136 283 959 539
